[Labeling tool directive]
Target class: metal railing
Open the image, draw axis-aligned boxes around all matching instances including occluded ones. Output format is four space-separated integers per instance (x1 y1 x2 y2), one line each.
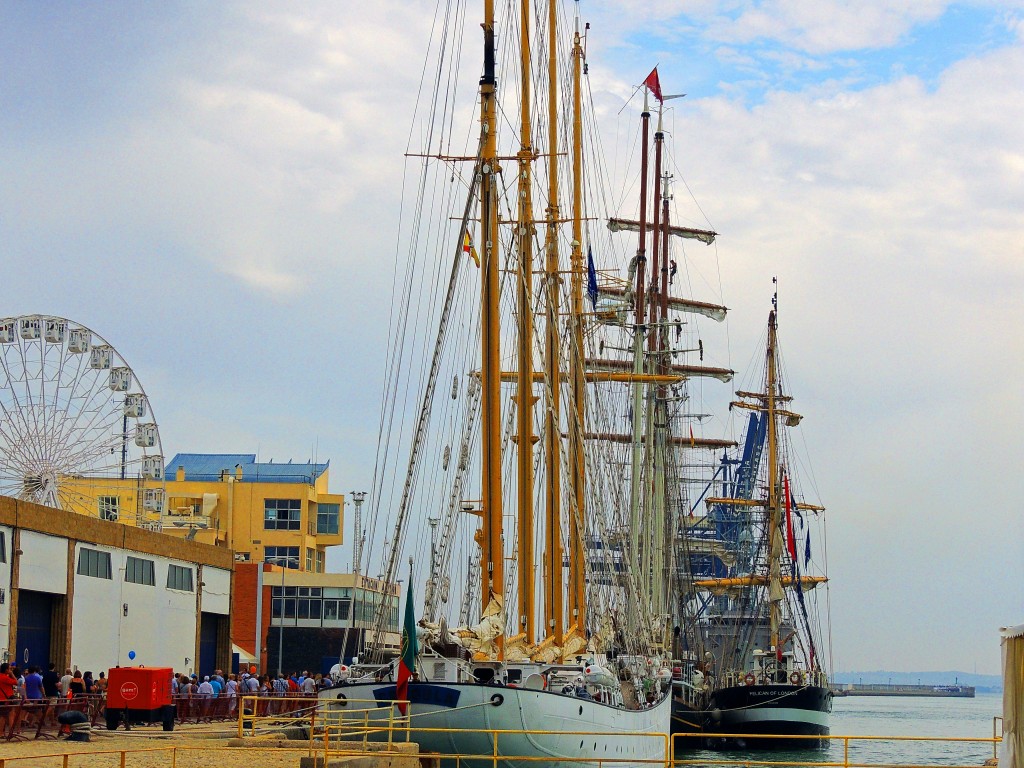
0 703 1003 768
0 745 314 768
319 697 411 750
321 723 670 768
672 729 1003 768
236 694 321 740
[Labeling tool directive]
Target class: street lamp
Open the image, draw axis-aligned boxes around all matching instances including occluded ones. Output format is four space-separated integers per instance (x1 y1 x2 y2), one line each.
262 555 290 677
278 561 286 677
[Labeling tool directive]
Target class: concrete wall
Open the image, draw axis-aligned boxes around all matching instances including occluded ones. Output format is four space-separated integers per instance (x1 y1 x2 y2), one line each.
19 530 68 594
202 564 231 615
0 495 233 674
0 524 10 652
70 543 202 671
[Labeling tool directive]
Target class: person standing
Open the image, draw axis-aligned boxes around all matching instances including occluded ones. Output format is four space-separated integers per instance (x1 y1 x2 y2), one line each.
68 671 86 697
301 674 316 696
224 674 238 709
59 669 73 697
197 677 214 697
24 667 44 701
42 663 60 701
272 674 288 696
0 663 18 700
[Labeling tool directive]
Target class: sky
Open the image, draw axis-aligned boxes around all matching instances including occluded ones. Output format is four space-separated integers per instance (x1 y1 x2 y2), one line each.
2 1 1022 675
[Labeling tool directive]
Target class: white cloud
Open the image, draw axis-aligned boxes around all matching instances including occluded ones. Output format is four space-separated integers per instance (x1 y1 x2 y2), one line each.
663 38 1024 671
718 0 949 53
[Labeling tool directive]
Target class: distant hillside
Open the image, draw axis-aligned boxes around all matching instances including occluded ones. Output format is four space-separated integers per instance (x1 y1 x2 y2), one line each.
835 670 1002 691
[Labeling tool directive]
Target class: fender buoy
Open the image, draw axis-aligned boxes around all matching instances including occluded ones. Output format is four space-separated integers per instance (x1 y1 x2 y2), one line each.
490 694 504 706
743 673 756 686
335 692 347 705
790 671 801 685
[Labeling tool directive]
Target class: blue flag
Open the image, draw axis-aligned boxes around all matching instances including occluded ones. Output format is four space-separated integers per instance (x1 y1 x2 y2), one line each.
586 246 598 308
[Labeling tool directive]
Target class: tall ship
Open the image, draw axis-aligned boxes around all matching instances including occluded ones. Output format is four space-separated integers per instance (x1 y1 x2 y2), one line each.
314 1 740 765
678 302 833 748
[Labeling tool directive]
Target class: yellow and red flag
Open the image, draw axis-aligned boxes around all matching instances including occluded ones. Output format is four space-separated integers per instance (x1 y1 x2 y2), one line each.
463 230 480 267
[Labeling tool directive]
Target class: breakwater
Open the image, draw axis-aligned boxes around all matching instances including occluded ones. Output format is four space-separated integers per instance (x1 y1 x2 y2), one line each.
834 683 975 698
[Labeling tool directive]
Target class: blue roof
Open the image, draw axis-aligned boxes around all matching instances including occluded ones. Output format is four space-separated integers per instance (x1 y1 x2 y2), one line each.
166 453 329 484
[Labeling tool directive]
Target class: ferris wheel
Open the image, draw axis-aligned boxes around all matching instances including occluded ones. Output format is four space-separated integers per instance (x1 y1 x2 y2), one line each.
0 315 166 527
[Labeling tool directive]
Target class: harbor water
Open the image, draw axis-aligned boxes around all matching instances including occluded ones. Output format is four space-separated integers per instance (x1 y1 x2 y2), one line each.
674 692 1003 766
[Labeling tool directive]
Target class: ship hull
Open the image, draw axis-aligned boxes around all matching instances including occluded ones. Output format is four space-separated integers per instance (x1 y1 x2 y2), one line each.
670 692 705 737
320 681 671 767
703 683 832 750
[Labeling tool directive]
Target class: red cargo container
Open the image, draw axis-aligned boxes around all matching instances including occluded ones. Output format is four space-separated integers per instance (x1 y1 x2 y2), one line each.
105 666 175 731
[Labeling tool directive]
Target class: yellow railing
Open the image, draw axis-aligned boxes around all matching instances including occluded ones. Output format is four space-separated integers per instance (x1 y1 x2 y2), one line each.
0 747 174 768
672 730 1003 768
235 694 321 738
319 697 412 749
0 727 1004 768
315 711 1003 768
0 745 314 768
321 724 670 767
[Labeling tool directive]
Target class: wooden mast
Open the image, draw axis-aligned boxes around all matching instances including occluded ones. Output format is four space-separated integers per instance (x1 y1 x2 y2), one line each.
646 101 666 615
542 0 564 648
479 0 504 654
766 307 782 658
566 15 587 640
656 167 672 628
647 107 663 352
628 90 651 580
513 0 537 646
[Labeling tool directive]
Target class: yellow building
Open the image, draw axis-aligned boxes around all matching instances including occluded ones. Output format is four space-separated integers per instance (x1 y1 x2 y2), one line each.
75 453 344 572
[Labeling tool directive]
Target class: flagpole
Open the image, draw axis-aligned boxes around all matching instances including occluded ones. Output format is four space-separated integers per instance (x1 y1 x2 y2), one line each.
397 557 418 716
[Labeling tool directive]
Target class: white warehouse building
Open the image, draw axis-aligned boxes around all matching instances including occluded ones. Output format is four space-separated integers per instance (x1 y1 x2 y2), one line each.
1 495 233 676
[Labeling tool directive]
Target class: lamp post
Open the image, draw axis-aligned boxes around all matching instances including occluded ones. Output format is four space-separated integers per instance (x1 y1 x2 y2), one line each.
348 491 366 665
264 555 290 677
278 559 287 676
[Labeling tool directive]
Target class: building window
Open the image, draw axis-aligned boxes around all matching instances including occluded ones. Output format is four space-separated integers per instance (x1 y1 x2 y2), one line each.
0 531 6 563
306 547 315 572
315 550 325 573
77 548 112 579
264 499 301 530
265 546 299 569
125 556 155 586
167 564 194 591
316 503 340 535
98 496 119 521
271 586 330 621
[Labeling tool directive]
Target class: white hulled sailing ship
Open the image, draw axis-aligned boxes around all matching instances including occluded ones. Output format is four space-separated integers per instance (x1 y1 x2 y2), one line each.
314 1 744 765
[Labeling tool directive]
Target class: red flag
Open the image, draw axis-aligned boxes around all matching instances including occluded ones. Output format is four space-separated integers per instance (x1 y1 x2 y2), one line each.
784 475 797 563
643 67 663 103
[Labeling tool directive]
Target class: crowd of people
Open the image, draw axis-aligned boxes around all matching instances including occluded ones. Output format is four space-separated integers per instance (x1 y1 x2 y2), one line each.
171 669 333 699
1 662 335 705
0 662 107 701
